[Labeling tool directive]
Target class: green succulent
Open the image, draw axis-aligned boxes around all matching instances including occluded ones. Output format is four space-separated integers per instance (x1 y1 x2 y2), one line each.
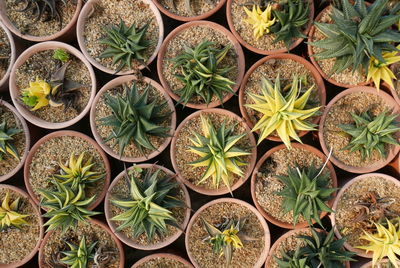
110 166 184 242
99 20 151 73
98 82 171 157
60 236 97 268
53 48 70 63
275 246 309 268
171 40 235 106
309 0 400 75
0 119 22 161
339 111 400 161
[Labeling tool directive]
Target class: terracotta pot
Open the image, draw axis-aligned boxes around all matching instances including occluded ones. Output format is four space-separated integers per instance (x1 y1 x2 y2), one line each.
0 20 15 92
250 143 337 229
104 164 191 250
330 173 400 258
360 259 400 268
319 86 400 173
226 0 315 55
24 130 111 210
388 152 399 176
38 219 125 268
131 253 194 268
0 100 30 183
185 198 270 268
0 184 44 268
76 0 164 75
387 61 400 107
170 108 257 195
0 0 82 42
90 75 176 162
157 20 245 109
239 53 326 143
307 5 370 88
152 0 227 22
9 41 97 129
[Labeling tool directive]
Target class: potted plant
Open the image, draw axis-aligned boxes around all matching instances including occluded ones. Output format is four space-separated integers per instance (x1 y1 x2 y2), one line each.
185 198 270 268
157 20 245 109
0 20 15 92
226 0 314 55
76 0 164 75
331 173 400 263
38 219 124 268
132 253 194 268
0 100 30 183
319 86 400 173
9 41 97 129
90 75 176 162
0 0 82 42
239 53 326 147
307 0 400 88
387 56 400 106
104 164 191 250
0 184 43 267
361 259 400 268
251 143 337 229
170 108 257 196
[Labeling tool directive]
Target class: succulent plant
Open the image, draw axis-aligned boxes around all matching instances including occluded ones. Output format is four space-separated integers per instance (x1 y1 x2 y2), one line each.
187 115 250 194
0 192 29 231
339 111 400 161
275 246 309 268
243 3 277 39
171 40 235 106
99 20 150 73
245 75 320 148
21 77 51 111
0 119 22 161
13 0 66 27
53 152 105 192
53 48 70 63
110 166 184 241
98 82 171 157
60 236 97 268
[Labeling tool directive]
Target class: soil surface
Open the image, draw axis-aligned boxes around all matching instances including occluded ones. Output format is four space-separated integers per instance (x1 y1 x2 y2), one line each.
158 0 220 17
0 26 11 82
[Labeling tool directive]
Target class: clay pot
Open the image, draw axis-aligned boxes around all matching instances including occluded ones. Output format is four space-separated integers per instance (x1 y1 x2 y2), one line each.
104 164 191 250
360 259 400 268
0 0 82 42
250 143 337 229
131 253 194 268
157 20 245 109
170 108 257 195
330 173 400 258
76 0 164 75
185 198 270 268
239 53 326 143
0 20 15 92
9 41 97 129
38 219 125 268
0 184 44 268
388 152 399 176
226 0 314 55
152 0 227 22
0 100 30 183
319 86 400 173
90 75 176 162
24 130 111 210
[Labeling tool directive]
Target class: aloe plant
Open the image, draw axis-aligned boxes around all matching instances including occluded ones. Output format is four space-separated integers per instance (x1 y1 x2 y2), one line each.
0 192 29 231
0 119 22 161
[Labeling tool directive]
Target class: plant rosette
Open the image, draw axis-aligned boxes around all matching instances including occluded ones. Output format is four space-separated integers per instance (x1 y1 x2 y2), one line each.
24 130 111 211
0 0 82 42
9 41 97 129
331 173 400 258
170 108 257 196
0 100 30 183
185 198 270 268
38 219 124 268
361 259 400 268
0 184 43 268
226 0 315 55
90 75 176 163
319 86 400 173
104 164 191 250
152 0 227 22
131 253 194 268
157 20 245 109
0 20 15 92
239 53 326 146
76 0 163 75
251 143 337 229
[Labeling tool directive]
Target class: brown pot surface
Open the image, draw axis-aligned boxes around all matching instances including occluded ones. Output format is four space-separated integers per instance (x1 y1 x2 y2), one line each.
360 259 400 268
0 20 15 91
131 253 194 268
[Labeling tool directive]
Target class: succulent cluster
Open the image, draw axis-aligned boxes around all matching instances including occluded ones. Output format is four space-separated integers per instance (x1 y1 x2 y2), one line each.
0 119 22 161
243 4 276 39
60 236 97 268
98 82 171 157
0 192 29 231
187 115 250 193
171 40 235 106
13 0 66 27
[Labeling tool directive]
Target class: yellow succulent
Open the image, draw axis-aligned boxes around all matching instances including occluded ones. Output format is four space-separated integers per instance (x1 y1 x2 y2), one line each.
21 77 51 111
222 225 243 250
245 75 320 148
0 192 29 230
244 4 276 40
357 218 400 268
